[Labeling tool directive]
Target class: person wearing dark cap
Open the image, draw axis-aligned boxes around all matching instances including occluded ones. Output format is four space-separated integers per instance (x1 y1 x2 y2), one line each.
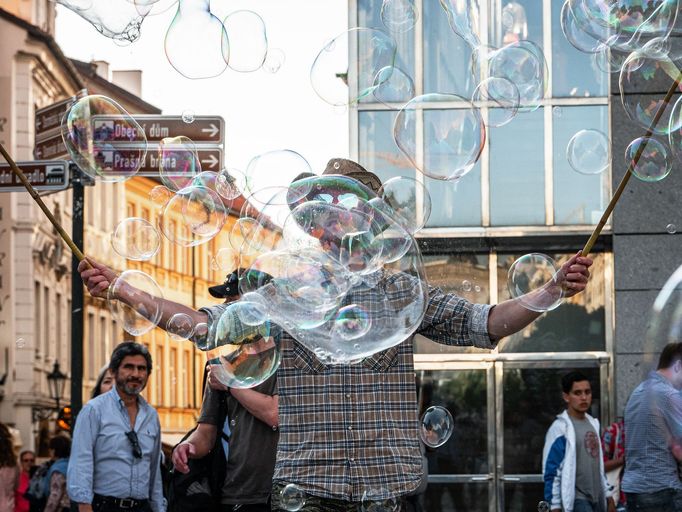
77 262 278 511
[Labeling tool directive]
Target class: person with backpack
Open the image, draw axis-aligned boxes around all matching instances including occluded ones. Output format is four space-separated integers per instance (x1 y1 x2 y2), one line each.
43 436 70 512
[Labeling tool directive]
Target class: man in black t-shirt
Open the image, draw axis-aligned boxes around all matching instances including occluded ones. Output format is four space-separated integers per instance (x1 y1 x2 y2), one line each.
170 271 279 512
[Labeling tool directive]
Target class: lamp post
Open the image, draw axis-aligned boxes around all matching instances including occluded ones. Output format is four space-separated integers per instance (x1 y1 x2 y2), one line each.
47 361 68 412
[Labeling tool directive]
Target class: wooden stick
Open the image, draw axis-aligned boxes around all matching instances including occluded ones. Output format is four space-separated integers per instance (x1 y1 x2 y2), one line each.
582 70 682 256
0 142 85 261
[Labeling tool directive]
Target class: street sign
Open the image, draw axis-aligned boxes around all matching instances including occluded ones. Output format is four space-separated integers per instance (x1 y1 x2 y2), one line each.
35 96 77 139
92 115 225 144
99 147 223 176
34 131 68 160
0 160 69 193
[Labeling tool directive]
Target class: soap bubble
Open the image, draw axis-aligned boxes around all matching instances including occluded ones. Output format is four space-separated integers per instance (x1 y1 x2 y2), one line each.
560 0 612 54
110 217 160 261
158 184 227 247
667 223 677 234
462 280 472 292
166 313 195 340
592 45 630 74
158 136 201 191
379 176 432 233
108 270 164 336
216 168 247 200
222 10 268 73
380 0 418 33
16 338 25 348
472 77 520 127
263 48 286 73
149 185 173 209
420 405 454 448
361 489 399 512
619 50 682 136
507 253 564 313
311 27 397 106
625 137 672 182
56 0 148 42
553 106 563 117
193 322 210 350
567 129 611 175
244 149 312 196
666 95 682 162
642 264 682 371
538 501 550 512
62 95 147 182
479 40 548 112
438 0 480 47
211 247 237 271
205 302 281 388
372 66 415 106
164 0 228 79
279 483 306 511
394 93 485 181
333 304 371 340
181 110 195 123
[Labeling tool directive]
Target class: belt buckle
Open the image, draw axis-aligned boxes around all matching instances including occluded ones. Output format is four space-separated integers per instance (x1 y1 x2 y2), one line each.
119 498 135 509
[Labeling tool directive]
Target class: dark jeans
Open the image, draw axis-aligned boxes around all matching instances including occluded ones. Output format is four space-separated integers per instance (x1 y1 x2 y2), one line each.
222 503 271 512
574 498 606 512
626 489 682 512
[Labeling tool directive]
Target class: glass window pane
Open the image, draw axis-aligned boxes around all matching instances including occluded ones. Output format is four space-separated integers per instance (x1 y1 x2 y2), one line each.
424 1 476 97
553 105 609 225
490 108 545 226
417 253 490 354
502 366 602 476
496 252 607 352
504 483 549 512
425 165 482 227
489 0 543 50
358 110 415 182
358 0 415 103
551 1 608 97
417 370 488 474
424 482 489 512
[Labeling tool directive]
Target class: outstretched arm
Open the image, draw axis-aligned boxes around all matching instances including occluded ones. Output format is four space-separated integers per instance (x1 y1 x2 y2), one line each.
78 257 208 329
487 253 592 340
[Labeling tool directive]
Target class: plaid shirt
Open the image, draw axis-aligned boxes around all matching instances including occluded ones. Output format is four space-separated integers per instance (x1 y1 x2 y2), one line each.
203 271 493 501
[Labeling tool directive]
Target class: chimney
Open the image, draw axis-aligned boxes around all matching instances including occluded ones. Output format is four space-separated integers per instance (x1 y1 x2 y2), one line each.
92 60 110 81
112 70 143 98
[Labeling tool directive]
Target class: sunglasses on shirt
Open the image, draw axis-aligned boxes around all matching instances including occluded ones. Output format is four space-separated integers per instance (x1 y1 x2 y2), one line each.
125 431 142 459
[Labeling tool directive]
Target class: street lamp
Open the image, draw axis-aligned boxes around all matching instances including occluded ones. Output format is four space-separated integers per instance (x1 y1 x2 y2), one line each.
47 361 68 411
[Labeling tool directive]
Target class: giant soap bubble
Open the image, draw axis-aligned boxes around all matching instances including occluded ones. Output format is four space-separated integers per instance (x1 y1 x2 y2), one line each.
394 93 485 181
222 10 268 73
110 217 160 261
62 95 147 182
56 0 149 42
108 270 164 336
507 253 565 313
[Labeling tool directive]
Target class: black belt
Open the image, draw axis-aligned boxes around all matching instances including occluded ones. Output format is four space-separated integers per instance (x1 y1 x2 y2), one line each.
93 494 149 509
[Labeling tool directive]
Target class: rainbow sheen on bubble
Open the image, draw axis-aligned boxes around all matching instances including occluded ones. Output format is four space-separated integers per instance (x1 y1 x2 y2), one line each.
222 10 268 73
626 136 672 182
394 93 485 181
164 0 228 79
108 270 164 336
420 405 454 448
62 95 147 182
507 253 564 313
333 304 371 340
110 217 160 261
567 129 611 175
205 302 281 388
311 27 397 106
158 136 201 191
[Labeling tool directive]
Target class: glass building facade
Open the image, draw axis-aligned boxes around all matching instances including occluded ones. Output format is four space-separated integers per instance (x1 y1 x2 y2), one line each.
351 2 614 510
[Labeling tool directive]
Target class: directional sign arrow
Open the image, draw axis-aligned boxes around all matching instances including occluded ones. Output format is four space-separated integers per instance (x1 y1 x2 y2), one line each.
200 153 220 169
200 123 220 138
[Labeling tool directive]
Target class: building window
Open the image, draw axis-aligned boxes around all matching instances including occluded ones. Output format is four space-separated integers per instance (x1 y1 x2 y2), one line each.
127 201 136 218
170 347 178 406
44 286 51 360
56 292 62 362
34 282 41 359
87 312 96 380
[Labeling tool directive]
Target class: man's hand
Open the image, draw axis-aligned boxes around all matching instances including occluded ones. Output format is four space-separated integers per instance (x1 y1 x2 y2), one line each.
78 504 93 512
207 366 229 392
557 252 593 298
171 441 196 474
78 257 118 299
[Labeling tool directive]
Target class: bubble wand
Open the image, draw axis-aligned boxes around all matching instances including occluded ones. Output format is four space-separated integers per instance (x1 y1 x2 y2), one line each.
582 70 682 256
0 142 86 261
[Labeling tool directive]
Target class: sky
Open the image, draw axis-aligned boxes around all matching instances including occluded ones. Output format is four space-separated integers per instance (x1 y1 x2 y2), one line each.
55 0 349 177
